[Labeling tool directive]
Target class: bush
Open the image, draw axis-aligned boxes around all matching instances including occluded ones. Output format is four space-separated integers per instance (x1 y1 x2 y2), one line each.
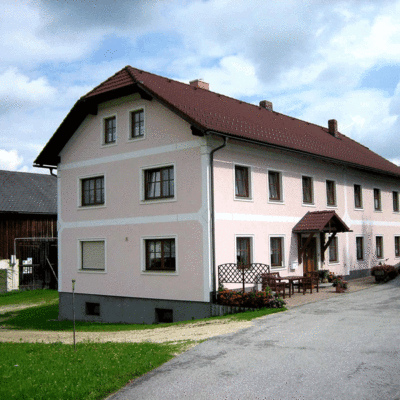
217 288 285 308
370 265 399 282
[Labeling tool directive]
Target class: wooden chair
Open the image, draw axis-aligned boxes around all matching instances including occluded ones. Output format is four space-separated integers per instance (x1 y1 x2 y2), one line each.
261 275 288 298
302 276 313 295
304 271 319 293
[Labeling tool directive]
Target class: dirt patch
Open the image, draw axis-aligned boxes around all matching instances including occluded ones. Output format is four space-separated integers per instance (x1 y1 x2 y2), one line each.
0 318 255 345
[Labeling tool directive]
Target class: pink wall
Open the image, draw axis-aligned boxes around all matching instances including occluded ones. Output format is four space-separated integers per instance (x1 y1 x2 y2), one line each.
213 139 400 279
58 95 210 301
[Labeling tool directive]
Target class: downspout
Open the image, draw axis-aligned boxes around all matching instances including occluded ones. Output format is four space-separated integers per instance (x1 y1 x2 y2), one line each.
208 135 228 300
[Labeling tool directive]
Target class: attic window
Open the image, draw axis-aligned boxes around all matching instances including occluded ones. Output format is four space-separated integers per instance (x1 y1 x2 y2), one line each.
104 116 116 144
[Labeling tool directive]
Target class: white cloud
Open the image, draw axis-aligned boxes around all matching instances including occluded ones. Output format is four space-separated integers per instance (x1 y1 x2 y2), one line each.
0 68 57 112
0 149 23 170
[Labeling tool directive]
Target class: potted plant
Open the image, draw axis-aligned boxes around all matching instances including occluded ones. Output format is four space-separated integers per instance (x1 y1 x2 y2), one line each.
332 275 348 293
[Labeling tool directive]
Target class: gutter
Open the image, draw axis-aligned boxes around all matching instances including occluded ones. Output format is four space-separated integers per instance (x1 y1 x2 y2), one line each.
207 133 228 300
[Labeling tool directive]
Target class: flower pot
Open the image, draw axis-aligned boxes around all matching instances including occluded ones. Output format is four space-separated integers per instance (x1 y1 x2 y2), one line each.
335 285 345 293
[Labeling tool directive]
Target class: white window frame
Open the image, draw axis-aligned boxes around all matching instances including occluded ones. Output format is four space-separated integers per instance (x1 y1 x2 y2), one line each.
140 162 177 204
354 184 363 210
101 113 118 147
77 173 106 209
78 238 107 273
269 234 286 269
393 191 399 213
326 179 337 208
375 235 384 259
356 236 364 261
233 164 253 201
128 106 146 142
328 236 339 265
373 188 382 212
234 234 254 265
301 175 314 206
395 235 400 258
267 169 284 204
141 235 178 275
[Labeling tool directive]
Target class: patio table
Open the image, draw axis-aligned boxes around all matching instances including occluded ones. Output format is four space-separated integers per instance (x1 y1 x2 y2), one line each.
280 276 306 295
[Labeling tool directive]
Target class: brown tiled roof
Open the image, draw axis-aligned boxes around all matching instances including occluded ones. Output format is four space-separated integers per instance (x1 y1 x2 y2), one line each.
0 170 57 214
35 66 400 178
292 211 351 233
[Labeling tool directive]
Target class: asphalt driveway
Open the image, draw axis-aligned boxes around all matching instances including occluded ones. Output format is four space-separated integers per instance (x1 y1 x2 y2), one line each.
109 277 400 400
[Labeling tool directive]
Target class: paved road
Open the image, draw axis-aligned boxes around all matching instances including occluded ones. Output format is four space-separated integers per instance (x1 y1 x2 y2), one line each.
110 277 400 400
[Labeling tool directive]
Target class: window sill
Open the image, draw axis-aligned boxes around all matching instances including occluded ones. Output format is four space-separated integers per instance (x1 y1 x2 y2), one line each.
78 204 106 210
101 142 118 148
234 197 253 202
140 197 177 205
374 210 383 213
328 261 339 265
141 270 178 276
270 266 286 270
127 136 146 143
302 203 316 207
268 200 285 205
78 269 107 274
326 205 337 209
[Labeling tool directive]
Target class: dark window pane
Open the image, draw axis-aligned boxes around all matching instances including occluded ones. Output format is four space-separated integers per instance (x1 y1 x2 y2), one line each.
354 185 362 208
235 166 249 198
327 180 336 206
302 176 312 204
269 171 281 201
145 167 174 200
82 177 104 206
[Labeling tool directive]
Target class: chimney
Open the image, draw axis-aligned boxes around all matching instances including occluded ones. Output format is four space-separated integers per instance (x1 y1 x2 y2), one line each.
328 119 338 137
189 79 209 90
259 100 273 111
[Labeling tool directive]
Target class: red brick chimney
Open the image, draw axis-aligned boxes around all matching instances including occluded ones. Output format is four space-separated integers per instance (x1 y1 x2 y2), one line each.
328 119 338 137
259 100 273 111
189 79 209 90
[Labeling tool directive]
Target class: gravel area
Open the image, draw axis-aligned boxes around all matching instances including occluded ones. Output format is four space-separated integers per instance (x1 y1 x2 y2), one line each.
0 276 376 345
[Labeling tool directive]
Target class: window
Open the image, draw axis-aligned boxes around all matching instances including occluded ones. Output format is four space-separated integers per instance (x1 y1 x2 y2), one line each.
302 176 313 204
86 302 100 316
374 189 381 211
236 237 251 265
82 176 104 206
356 237 364 261
354 184 363 209
131 109 144 138
393 191 399 212
235 166 250 198
329 236 338 263
395 236 400 257
326 180 336 206
145 239 176 271
81 241 105 270
376 236 383 259
270 237 284 267
104 116 116 144
145 166 174 200
268 171 282 201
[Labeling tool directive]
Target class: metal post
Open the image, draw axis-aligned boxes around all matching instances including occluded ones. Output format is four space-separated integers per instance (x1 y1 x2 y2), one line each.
72 279 76 351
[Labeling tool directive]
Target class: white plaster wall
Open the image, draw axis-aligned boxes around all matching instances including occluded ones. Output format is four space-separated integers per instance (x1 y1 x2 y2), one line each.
0 259 19 291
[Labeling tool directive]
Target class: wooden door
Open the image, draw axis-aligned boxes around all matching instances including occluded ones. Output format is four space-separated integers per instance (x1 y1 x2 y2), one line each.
302 237 317 273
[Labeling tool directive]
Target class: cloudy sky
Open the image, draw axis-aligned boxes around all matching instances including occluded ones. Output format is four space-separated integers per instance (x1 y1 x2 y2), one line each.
2 0 400 172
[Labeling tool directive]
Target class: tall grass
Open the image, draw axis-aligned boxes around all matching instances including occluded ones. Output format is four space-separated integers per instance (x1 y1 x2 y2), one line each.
0 341 188 400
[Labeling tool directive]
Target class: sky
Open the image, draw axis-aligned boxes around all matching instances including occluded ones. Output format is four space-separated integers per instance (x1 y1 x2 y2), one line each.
1 0 400 173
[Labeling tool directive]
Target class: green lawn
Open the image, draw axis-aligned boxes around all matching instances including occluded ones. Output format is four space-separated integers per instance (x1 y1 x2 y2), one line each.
0 289 58 306
0 341 189 400
0 290 286 399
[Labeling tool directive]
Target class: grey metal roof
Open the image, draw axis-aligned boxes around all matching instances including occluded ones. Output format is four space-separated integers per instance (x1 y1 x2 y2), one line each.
0 170 57 214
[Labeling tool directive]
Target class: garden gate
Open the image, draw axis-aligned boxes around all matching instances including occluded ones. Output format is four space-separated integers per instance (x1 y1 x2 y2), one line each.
14 237 58 290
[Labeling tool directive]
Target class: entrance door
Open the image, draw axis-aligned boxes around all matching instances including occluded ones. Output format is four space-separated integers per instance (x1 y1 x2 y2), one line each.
302 237 317 273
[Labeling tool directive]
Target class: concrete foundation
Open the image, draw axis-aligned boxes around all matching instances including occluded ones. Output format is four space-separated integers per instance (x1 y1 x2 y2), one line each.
59 292 213 324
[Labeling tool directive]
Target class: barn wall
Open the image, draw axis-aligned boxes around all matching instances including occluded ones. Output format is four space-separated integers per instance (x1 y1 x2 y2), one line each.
0 213 57 259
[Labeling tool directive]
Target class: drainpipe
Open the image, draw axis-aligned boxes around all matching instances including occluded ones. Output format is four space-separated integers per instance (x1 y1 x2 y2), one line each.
208 134 228 301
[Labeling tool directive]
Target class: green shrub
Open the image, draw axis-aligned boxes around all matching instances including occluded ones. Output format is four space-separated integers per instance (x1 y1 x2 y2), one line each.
217 288 285 308
371 265 398 282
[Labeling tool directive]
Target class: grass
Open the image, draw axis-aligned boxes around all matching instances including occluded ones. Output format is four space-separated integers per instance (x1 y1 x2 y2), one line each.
0 341 190 400
1 302 285 331
0 289 58 307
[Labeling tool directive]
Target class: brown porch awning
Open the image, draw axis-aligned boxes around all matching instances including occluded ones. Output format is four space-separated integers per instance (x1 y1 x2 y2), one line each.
292 210 351 233
292 211 352 264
